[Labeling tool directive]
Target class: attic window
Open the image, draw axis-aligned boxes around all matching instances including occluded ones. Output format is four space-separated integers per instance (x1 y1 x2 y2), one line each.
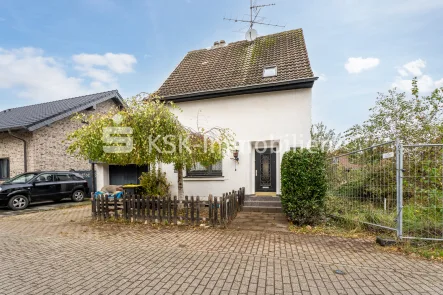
263 66 277 77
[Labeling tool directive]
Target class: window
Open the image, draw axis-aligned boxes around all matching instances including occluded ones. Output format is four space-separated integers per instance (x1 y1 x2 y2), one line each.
55 174 72 181
263 66 277 77
34 173 55 183
4 172 38 184
0 159 9 180
187 161 223 177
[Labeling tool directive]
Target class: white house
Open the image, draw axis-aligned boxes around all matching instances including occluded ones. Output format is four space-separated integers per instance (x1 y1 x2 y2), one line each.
157 29 317 197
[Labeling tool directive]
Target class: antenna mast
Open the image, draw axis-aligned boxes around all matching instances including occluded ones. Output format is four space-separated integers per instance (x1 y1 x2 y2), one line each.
224 0 285 40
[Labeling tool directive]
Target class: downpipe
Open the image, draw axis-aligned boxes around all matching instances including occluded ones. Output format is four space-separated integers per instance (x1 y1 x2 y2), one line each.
8 129 28 173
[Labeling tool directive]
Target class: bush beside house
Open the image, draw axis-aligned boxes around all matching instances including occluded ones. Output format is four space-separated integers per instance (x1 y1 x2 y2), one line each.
281 148 327 225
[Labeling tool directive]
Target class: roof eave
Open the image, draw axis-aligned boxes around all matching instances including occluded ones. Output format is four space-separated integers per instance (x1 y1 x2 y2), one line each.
161 77 318 103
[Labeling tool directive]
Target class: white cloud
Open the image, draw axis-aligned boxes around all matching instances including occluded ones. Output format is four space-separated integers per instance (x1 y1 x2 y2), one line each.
0 47 136 102
398 59 426 77
392 59 443 92
345 57 380 74
0 47 88 101
72 53 137 74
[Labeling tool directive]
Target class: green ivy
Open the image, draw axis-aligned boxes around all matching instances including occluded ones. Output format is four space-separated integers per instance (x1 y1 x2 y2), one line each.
281 148 327 225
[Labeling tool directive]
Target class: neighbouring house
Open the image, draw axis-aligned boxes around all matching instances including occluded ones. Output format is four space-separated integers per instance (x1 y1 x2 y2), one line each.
155 28 317 197
0 90 140 190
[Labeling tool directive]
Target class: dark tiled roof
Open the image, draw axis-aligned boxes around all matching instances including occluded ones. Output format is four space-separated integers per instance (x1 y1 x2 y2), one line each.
0 90 124 132
157 29 314 99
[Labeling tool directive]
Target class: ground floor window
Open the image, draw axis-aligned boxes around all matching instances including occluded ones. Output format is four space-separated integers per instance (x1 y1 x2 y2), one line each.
187 161 222 177
0 158 10 180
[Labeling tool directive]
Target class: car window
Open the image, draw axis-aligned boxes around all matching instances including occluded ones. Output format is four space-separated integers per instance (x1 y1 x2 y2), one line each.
4 173 39 184
70 174 84 181
34 173 55 183
55 174 71 181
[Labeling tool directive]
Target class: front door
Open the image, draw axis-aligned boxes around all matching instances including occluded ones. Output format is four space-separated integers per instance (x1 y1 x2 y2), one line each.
255 148 277 192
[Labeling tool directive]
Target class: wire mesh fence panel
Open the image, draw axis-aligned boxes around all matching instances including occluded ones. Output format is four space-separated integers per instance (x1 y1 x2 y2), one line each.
402 145 443 241
327 141 398 232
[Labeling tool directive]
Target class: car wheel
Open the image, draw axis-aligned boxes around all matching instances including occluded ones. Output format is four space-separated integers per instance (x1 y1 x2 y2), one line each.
72 190 85 202
8 195 29 211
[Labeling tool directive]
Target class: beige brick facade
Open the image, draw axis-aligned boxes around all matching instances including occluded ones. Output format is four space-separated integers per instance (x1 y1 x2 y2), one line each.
0 99 117 179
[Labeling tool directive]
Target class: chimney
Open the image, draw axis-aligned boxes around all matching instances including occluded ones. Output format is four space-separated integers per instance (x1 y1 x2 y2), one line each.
212 41 220 48
219 40 226 46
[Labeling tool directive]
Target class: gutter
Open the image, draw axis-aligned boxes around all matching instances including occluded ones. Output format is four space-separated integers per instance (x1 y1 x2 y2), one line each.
8 130 28 173
162 77 318 103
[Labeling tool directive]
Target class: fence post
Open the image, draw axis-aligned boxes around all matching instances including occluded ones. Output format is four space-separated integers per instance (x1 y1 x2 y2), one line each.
114 196 118 219
173 196 178 224
185 196 189 225
191 196 195 225
214 197 218 225
208 195 213 226
196 196 200 224
168 195 171 224
396 140 403 239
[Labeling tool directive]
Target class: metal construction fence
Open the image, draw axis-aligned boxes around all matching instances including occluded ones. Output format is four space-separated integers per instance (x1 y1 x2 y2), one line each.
327 141 443 241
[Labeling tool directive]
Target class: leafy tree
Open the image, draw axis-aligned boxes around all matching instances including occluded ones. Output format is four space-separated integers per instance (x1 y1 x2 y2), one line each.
345 78 443 148
67 93 234 199
310 122 342 154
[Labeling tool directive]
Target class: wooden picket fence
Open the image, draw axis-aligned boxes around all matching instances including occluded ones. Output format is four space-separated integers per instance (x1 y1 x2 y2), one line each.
91 187 245 227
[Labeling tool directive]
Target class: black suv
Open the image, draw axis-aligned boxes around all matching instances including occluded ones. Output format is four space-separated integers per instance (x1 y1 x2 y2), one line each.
0 171 89 210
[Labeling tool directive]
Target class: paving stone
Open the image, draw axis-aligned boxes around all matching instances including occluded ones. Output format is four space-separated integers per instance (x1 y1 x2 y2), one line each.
0 206 442 294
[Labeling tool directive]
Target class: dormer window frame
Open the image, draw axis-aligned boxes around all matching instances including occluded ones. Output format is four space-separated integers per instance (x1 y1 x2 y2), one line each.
263 66 278 78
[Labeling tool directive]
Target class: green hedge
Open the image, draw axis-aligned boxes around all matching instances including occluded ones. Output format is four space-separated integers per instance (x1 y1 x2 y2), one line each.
281 148 327 225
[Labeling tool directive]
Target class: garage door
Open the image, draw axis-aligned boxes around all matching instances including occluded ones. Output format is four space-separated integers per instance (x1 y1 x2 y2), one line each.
109 165 149 186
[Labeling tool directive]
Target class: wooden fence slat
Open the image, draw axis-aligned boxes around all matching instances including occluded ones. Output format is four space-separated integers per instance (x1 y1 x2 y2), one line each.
162 197 166 222
173 196 178 224
141 196 146 222
208 195 213 226
185 196 189 225
151 196 156 222
168 196 171 224
114 196 118 219
104 195 109 220
148 196 152 222
196 196 200 224
214 197 218 225
96 195 101 220
157 197 161 223
191 196 195 225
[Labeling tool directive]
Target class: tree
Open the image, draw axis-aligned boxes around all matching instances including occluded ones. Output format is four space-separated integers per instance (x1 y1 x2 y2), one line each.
67 93 234 199
345 78 443 148
310 122 342 154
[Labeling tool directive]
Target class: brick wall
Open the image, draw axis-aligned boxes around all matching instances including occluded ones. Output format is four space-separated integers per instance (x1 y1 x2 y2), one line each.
0 99 118 179
0 132 32 178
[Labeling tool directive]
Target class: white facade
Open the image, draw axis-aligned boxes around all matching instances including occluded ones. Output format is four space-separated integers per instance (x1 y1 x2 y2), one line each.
162 88 312 198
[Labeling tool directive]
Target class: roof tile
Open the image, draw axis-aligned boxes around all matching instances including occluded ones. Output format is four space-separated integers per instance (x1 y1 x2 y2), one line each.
157 28 314 98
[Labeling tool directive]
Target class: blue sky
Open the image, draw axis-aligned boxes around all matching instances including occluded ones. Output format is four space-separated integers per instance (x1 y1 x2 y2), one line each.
1 0 443 132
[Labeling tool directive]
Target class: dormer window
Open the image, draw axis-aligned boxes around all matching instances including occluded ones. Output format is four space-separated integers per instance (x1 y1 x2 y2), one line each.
263 66 277 77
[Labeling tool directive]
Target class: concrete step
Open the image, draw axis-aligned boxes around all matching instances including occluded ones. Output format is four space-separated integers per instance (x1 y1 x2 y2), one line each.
244 200 282 208
243 206 283 213
245 196 281 202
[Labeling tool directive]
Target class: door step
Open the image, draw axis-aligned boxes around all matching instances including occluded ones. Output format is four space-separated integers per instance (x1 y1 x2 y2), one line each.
243 196 283 213
255 192 277 197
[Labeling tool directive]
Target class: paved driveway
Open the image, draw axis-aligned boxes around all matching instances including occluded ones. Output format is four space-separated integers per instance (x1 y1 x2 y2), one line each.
0 199 89 217
0 206 442 295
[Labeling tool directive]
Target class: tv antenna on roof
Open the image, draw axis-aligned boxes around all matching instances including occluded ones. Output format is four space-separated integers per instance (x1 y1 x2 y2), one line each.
224 0 285 41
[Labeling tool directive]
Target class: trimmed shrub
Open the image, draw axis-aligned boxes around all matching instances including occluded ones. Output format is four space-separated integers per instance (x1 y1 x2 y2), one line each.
281 148 327 225
139 168 171 197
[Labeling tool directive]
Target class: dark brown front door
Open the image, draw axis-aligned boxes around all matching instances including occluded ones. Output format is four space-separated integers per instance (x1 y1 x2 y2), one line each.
255 148 277 192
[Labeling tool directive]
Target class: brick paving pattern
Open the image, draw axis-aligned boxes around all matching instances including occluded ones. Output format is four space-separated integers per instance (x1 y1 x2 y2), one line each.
0 206 442 294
